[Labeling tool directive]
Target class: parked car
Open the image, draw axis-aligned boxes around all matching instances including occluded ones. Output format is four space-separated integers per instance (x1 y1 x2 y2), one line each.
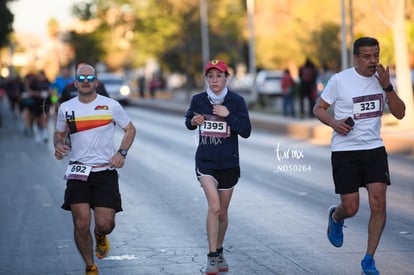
228 73 256 107
255 70 284 96
97 72 131 105
255 70 284 107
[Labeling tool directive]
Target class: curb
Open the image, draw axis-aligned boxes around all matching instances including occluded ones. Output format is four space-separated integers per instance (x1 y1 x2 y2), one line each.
128 97 414 155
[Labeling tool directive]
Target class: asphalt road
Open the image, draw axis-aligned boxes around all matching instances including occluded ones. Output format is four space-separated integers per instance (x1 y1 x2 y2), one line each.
1 104 413 275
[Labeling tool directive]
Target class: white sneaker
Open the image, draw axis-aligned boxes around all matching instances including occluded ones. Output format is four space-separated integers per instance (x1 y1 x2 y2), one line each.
218 252 229 271
206 254 219 275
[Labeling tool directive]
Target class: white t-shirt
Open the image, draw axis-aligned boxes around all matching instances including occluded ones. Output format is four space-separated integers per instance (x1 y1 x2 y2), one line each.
321 67 386 152
56 94 131 166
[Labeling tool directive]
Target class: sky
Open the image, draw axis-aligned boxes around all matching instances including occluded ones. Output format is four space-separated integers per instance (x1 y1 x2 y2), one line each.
9 0 75 38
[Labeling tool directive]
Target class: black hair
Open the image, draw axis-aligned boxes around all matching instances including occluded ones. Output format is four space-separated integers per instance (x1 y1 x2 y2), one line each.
353 37 379 56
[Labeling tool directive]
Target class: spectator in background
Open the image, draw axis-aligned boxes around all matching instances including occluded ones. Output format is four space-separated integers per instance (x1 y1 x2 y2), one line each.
5 76 25 117
281 69 296 117
0 76 6 100
0 77 6 127
137 74 146 98
148 73 166 99
50 66 75 118
298 58 318 118
50 66 74 99
21 73 37 136
148 74 158 99
28 70 52 143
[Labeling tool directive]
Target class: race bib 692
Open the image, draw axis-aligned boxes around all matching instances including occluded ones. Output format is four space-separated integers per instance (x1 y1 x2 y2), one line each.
64 164 92 181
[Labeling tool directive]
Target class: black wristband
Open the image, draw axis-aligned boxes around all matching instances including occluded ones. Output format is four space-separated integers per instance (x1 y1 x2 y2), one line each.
382 84 393 92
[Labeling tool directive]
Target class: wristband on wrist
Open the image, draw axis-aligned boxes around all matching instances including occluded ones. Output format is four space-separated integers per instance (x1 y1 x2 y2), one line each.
382 84 393 92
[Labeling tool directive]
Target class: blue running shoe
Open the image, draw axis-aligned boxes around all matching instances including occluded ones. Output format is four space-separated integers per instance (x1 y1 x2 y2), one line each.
361 254 379 275
327 206 344 247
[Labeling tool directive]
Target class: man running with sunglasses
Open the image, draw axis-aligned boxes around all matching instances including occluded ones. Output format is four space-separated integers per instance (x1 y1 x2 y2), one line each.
59 63 109 104
53 63 136 275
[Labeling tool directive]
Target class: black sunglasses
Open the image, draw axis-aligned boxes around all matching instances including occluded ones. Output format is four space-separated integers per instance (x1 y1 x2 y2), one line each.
77 75 96 82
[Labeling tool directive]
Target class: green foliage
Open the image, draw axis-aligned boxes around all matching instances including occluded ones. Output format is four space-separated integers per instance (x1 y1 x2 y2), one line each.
67 0 245 81
0 0 14 48
64 0 414 84
69 1 104 65
310 22 342 71
68 30 105 65
407 21 414 53
132 0 182 62
156 0 245 73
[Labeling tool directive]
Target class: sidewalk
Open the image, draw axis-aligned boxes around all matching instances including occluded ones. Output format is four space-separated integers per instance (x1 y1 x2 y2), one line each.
129 90 414 155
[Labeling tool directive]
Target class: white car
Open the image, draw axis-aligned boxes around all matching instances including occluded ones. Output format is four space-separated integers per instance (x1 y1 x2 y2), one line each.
254 70 284 107
228 73 257 107
97 72 131 105
255 70 284 96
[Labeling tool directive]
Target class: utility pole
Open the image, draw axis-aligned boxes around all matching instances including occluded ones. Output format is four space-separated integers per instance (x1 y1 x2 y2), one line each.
200 0 210 69
247 0 256 75
246 0 257 103
348 0 354 66
340 0 348 70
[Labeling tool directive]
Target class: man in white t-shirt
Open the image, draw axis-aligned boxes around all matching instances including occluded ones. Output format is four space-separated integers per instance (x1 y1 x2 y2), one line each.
313 37 405 275
53 64 136 275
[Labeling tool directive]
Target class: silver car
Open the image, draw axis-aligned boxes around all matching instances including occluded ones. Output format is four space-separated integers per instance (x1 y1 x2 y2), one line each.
255 70 284 96
255 70 284 107
98 73 131 105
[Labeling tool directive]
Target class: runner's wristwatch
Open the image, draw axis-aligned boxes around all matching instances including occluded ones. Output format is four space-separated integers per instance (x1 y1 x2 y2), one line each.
118 149 128 158
383 84 393 92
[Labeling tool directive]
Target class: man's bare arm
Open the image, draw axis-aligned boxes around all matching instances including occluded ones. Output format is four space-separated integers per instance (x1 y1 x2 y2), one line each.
53 131 70 160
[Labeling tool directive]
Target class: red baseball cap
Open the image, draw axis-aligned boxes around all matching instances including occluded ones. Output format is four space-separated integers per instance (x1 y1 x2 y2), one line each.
204 59 229 75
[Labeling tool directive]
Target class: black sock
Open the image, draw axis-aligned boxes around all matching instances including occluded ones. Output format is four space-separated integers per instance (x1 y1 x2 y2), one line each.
217 247 223 254
208 252 218 257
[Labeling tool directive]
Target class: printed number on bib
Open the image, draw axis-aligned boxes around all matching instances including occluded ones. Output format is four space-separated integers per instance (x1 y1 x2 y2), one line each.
64 164 92 181
200 114 230 138
352 93 383 119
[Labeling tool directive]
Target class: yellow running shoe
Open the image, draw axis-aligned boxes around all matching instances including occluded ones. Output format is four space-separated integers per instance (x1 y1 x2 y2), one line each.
94 231 110 259
85 263 98 275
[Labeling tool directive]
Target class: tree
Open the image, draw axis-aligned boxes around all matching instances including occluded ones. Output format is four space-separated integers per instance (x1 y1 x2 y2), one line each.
310 22 342 71
68 0 246 88
69 1 106 66
68 31 105 65
156 0 245 88
63 0 414 94
0 0 14 48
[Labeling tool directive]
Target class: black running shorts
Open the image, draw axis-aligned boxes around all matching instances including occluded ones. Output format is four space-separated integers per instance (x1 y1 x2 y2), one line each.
61 169 122 212
196 167 240 190
331 146 390 195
